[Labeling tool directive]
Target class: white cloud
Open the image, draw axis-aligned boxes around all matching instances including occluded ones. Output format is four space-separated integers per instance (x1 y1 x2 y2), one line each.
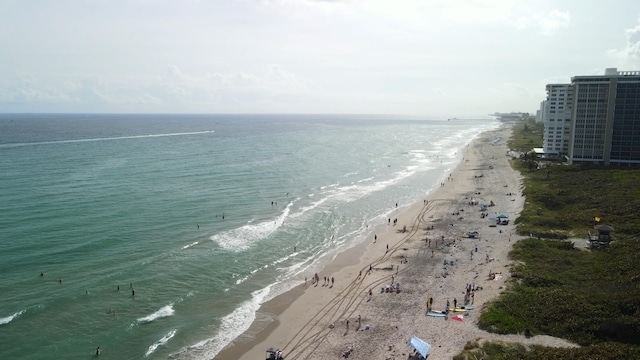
437 0 514 24
625 20 640 63
538 9 570 36
508 9 570 35
606 14 640 69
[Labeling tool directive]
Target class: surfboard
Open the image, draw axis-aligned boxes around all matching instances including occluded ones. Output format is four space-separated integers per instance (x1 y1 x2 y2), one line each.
427 312 446 317
448 308 470 312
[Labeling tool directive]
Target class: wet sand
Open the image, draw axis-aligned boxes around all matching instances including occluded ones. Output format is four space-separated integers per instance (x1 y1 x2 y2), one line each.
214 126 578 360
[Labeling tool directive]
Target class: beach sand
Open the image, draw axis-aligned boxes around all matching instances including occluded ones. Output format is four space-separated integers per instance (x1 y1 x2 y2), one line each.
214 126 577 360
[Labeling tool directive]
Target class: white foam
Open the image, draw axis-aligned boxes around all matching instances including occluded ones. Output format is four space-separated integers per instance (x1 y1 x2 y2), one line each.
176 285 273 359
0 310 25 325
234 274 249 285
137 304 175 324
145 328 177 357
356 177 374 183
181 241 199 250
210 203 292 251
320 183 339 190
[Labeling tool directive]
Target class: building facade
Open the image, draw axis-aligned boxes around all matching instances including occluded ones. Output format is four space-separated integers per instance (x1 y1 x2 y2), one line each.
568 68 640 166
542 84 573 158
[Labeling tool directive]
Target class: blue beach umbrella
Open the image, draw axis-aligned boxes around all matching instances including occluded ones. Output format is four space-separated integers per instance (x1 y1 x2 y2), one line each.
496 213 509 219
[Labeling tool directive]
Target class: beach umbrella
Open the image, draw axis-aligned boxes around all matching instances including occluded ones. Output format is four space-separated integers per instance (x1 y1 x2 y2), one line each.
496 213 509 219
408 335 431 358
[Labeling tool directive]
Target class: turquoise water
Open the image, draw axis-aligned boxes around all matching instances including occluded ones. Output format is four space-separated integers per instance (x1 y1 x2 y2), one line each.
0 114 497 359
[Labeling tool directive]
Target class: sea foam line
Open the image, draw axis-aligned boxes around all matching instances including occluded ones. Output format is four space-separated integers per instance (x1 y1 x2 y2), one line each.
182 241 199 250
136 304 175 324
210 202 293 251
145 329 177 357
177 285 273 360
0 310 25 325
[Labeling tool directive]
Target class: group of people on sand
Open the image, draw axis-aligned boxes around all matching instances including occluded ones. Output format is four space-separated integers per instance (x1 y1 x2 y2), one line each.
308 273 335 288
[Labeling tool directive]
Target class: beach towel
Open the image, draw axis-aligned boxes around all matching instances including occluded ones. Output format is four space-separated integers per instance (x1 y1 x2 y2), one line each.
407 335 431 357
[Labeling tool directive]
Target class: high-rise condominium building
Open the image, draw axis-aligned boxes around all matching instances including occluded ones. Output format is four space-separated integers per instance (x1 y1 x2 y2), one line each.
543 84 573 157
568 68 640 167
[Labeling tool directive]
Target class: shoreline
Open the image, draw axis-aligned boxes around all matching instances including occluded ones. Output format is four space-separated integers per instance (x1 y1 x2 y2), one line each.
214 125 576 360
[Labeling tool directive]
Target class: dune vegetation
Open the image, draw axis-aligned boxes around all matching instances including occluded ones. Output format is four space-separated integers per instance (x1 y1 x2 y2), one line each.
456 121 640 360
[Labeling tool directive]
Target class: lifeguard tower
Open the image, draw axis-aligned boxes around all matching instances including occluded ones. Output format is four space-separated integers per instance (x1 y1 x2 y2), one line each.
588 224 614 248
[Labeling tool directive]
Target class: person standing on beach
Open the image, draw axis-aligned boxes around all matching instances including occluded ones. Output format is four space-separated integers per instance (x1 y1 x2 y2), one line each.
331 277 335 287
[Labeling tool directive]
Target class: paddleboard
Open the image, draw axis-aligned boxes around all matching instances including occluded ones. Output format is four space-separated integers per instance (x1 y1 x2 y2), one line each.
448 308 470 312
427 312 446 317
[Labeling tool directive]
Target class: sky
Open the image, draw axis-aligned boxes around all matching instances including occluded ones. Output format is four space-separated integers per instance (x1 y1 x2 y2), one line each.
1 0 639 117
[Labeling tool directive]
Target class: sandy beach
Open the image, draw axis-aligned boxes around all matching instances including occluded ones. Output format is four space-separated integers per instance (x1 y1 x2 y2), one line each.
214 126 577 360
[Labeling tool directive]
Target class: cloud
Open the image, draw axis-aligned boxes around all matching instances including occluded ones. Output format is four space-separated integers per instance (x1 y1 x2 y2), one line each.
0 74 77 104
606 14 640 69
538 9 570 36
507 9 570 36
625 19 640 62
0 64 320 112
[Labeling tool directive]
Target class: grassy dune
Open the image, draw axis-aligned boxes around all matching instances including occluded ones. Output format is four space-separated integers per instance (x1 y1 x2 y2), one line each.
456 121 640 360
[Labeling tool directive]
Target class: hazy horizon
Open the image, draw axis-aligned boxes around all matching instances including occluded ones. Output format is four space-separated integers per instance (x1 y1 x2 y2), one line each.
1 0 639 116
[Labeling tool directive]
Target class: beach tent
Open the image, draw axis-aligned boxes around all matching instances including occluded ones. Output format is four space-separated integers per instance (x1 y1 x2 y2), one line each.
408 335 431 358
496 213 509 219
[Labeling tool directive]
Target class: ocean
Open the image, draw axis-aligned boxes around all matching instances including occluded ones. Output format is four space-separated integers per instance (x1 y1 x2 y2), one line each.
0 114 498 359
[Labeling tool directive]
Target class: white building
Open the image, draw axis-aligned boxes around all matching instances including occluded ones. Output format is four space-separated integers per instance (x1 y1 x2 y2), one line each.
536 100 545 123
542 84 573 157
